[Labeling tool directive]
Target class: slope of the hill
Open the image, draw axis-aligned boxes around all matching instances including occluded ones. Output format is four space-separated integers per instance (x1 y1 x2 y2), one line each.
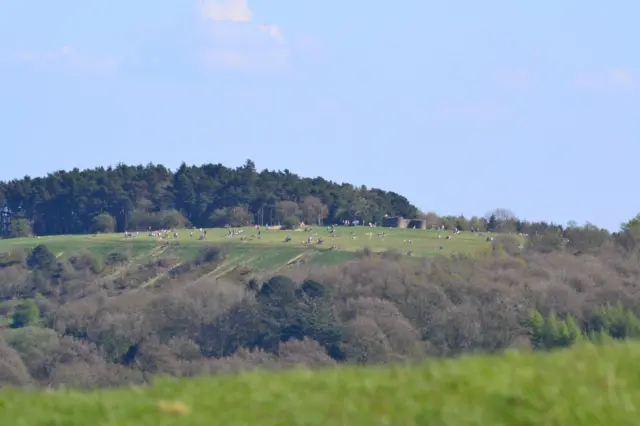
0 225 526 330
0 226 522 274
0 342 635 425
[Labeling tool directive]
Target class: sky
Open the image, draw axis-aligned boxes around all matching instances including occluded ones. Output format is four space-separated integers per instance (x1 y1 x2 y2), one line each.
0 1 638 231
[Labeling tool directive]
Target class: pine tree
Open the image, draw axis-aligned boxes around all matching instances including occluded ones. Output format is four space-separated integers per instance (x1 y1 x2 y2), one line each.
556 320 571 348
565 315 583 344
528 309 545 349
542 312 561 349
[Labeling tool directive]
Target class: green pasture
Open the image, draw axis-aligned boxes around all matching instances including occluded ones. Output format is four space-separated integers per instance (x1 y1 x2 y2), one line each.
0 226 518 256
0 226 524 272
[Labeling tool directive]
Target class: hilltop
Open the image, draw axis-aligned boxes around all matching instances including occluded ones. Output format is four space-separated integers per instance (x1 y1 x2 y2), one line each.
0 160 567 277
0 341 636 425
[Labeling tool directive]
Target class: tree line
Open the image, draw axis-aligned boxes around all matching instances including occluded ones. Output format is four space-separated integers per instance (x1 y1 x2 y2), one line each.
527 303 640 350
0 160 418 238
0 159 615 242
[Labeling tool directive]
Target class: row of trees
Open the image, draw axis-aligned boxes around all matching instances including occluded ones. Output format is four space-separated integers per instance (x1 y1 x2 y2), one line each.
0 160 418 237
423 209 563 235
2 160 629 240
527 303 640 350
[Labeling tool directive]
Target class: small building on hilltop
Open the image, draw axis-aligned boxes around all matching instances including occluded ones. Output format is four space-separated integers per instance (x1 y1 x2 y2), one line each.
382 216 426 229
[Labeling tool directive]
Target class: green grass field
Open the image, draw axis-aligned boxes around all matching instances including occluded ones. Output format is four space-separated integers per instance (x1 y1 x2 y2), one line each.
0 341 635 425
0 226 521 272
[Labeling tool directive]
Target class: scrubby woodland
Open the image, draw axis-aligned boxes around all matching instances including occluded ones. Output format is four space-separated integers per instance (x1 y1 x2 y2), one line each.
1 162 640 390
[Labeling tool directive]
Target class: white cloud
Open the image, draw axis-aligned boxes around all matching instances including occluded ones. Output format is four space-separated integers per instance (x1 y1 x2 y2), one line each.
574 69 638 92
198 0 288 71
200 0 252 21
258 24 283 41
2 46 119 75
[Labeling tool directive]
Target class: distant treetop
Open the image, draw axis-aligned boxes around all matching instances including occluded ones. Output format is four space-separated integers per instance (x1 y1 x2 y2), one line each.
0 160 418 237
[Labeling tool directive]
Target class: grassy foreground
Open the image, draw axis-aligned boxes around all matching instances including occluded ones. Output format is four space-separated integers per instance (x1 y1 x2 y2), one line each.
1 342 636 425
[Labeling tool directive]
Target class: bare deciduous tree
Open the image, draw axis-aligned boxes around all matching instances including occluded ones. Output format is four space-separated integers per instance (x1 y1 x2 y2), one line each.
275 201 301 223
300 196 329 225
486 208 517 221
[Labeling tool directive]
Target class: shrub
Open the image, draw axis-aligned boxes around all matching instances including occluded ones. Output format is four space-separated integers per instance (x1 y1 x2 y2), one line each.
26 245 56 271
282 216 299 230
8 218 32 238
11 300 41 329
90 213 116 233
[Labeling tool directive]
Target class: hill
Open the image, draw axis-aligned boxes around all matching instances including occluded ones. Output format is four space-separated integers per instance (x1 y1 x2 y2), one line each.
0 215 637 394
0 341 635 425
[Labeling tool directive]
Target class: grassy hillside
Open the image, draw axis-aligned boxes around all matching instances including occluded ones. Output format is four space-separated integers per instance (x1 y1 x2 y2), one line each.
0 226 521 273
0 341 635 425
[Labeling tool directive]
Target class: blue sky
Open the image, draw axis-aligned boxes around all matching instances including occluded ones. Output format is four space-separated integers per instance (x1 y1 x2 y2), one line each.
0 1 638 230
